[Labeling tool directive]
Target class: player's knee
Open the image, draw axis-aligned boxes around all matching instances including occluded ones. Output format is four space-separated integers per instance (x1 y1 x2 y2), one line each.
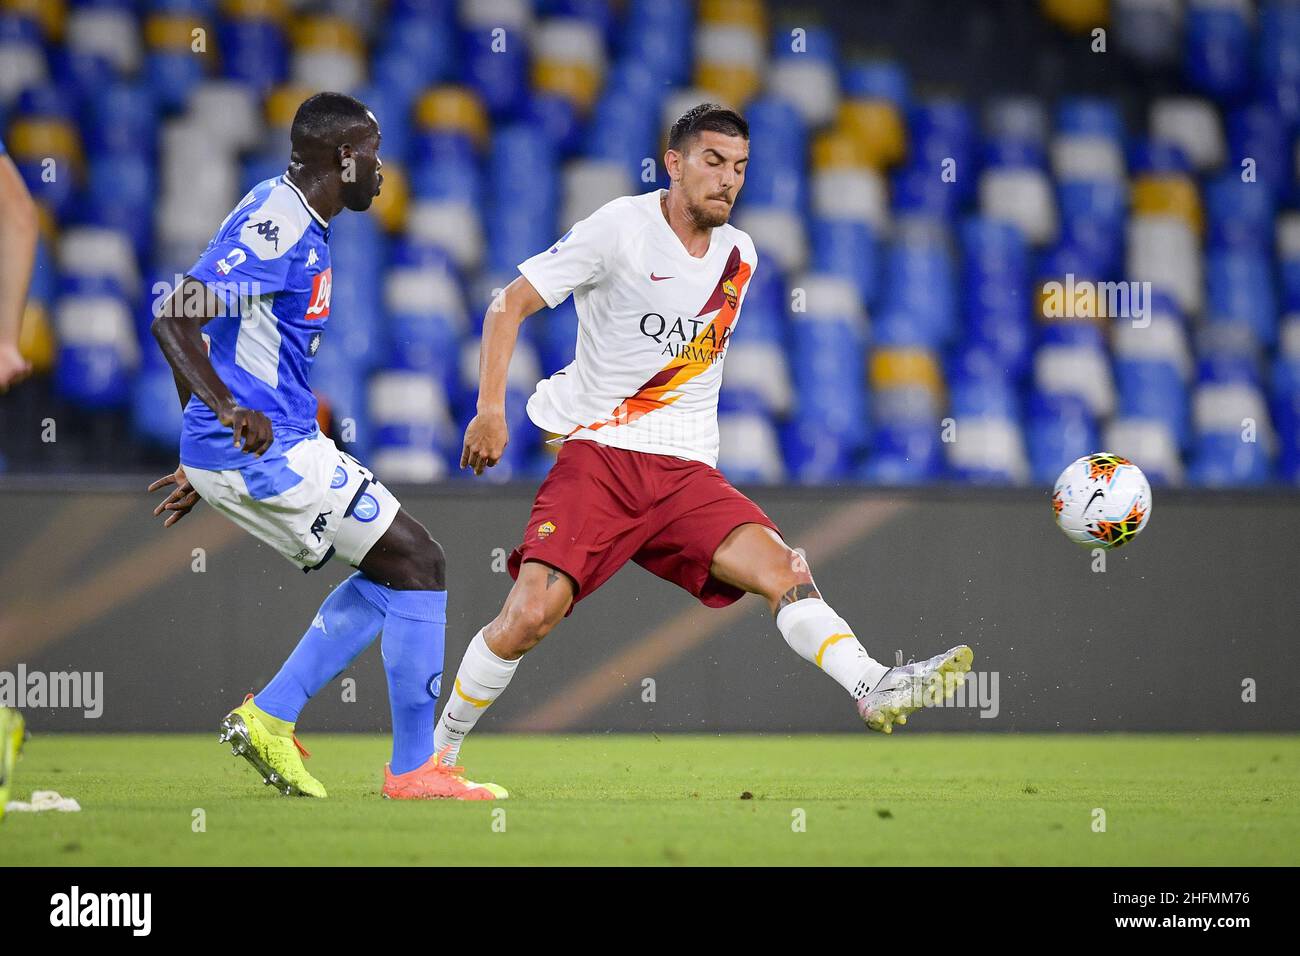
403 534 446 590
763 551 816 603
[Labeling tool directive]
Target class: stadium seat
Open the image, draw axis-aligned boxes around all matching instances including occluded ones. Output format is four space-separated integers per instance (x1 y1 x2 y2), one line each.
1102 417 1185 485
368 370 456 483
1185 0 1253 102
946 416 1029 485
1150 97 1225 172
718 412 786 483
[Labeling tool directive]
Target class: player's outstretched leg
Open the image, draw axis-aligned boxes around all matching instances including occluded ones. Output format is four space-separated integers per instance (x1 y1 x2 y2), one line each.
359 510 506 800
0 707 26 822
218 570 387 797
709 523 973 734
432 559 574 768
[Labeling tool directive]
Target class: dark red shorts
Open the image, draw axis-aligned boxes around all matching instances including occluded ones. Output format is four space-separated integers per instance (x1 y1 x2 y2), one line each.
507 439 780 615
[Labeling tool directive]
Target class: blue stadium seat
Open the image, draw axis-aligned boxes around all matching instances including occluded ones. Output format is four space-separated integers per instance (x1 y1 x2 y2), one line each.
1185 1 1252 102
1116 357 1190 449
1028 393 1098 485
810 218 881 308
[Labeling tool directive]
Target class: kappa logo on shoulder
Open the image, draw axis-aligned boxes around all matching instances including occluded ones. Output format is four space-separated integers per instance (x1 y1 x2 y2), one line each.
252 219 280 249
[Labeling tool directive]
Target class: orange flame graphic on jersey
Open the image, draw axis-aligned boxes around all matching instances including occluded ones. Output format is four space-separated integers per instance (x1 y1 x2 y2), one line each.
570 246 750 434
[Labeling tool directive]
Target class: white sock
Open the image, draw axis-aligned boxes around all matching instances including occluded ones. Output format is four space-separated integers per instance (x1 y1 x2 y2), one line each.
433 629 519 764
776 598 889 700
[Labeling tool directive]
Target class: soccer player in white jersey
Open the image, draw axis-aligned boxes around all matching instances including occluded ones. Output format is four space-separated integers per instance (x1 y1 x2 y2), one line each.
437 104 974 773
148 93 501 800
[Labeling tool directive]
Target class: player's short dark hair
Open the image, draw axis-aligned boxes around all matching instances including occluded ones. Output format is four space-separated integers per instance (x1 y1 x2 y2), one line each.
290 92 375 151
667 102 749 153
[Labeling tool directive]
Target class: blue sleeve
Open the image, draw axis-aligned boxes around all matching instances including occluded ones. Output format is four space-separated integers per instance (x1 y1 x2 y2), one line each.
189 205 303 305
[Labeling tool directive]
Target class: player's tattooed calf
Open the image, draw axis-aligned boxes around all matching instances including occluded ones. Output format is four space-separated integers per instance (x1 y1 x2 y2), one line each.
778 582 822 610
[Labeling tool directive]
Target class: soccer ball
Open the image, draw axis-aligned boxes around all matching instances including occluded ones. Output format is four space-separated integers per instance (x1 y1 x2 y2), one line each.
1052 453 1152 549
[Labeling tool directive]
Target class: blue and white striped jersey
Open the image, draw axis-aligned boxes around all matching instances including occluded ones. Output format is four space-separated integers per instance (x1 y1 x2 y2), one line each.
180 174 334 471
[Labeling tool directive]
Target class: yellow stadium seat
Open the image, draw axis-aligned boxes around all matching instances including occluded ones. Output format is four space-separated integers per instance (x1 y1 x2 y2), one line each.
698 0 766 30
811 128 870 171
694 63 762 111
145 14 209 52
264 85 317 129
368 162 408 233
1131 174 1203 235
415 87 490 147
221 0 288 25
2 0 64 40
18 302 55 375
869 348 944 394
533 60 602 112
33 202 58 244
1041 0 1108 33
7 118 83 175
839 99 908 170
1034 277 1111 323
291 16 364 56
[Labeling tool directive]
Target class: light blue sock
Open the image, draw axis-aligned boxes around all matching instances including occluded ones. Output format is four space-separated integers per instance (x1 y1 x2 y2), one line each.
255 572 388 723
381 589 447 774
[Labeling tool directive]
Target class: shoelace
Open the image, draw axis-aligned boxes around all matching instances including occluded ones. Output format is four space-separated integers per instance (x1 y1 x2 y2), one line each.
433 744 466 776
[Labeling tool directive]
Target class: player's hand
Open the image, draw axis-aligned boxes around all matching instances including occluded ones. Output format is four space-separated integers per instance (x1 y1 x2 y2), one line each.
0 342 32 393
461 410 508 476
149 465 202 528
219 403 274 456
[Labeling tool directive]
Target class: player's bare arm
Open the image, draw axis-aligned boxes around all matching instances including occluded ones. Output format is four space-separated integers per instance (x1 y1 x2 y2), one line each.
152 277 275 455
0 150 38 392
461 275 547 475
148 277 275 525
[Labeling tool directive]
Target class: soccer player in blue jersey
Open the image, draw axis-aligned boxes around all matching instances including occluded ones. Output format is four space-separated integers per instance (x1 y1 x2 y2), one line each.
148 93 502 800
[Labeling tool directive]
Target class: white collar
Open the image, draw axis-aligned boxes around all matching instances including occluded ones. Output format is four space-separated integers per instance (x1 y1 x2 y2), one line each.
282 173 329 227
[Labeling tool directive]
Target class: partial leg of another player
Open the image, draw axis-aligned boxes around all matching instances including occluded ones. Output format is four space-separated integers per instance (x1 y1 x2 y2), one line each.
709 523 973 733
432 560 574 765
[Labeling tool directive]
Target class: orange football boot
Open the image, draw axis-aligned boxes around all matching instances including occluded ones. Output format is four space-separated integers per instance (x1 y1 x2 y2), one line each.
382 746 507 800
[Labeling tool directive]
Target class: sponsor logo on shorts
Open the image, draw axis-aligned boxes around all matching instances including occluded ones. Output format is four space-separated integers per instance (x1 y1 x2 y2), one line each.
310 509 332 541
330 465 348 489
427 673 442 700
352 493 380 522
292 547 313 562
537 520 556 538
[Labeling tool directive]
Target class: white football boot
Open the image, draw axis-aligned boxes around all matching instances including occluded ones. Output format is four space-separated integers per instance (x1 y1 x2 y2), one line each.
856 645 974 734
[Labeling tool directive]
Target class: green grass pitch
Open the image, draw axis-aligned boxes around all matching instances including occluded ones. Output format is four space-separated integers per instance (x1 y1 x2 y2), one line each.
3 733 1297 865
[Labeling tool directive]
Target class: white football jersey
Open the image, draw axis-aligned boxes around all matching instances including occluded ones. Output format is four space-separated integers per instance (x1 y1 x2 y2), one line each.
517 188 758 466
